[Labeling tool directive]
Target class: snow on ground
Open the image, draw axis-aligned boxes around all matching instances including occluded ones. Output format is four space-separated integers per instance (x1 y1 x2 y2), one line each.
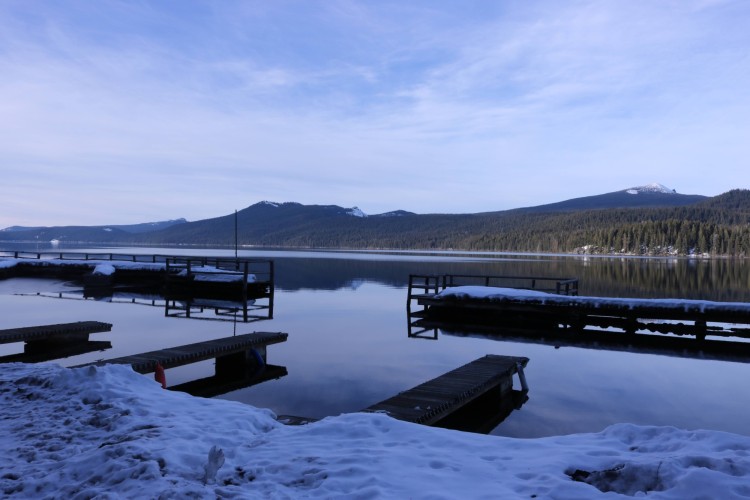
437 286 750 313
2 363 750 498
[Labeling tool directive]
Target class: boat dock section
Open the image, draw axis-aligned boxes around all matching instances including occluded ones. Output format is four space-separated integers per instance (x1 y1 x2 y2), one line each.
0 321 113 345
77 331 287 374
363 354 528 426
0 250 275 302
408 274 579 304
416 286 750 341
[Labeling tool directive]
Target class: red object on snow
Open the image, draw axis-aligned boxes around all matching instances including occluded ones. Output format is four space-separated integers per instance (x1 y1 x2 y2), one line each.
154 362 167 389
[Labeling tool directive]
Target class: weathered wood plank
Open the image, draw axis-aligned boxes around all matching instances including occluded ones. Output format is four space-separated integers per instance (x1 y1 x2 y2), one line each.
76 331 287 373
0 321 113 345
363 354 528 426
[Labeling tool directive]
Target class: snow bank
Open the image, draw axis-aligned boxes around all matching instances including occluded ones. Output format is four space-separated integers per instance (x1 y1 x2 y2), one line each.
2 363 750 498
92 263 116 276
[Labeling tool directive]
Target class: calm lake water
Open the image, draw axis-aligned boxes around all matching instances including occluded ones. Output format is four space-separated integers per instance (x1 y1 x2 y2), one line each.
2 245 750 438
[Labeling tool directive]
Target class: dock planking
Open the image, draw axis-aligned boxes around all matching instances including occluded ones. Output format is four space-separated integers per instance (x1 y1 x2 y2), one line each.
0 321 113 345
77 331 287 374
409 273 750 341
363 354 528 426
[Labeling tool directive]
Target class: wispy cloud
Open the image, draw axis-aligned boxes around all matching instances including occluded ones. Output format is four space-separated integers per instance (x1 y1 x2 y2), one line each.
1 0 749 226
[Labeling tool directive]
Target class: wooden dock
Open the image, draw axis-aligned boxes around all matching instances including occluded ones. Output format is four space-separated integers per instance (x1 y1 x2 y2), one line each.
0 250 275 302
0 321 113 345
362 355 528 426
409 274 750 342
77 331 287 374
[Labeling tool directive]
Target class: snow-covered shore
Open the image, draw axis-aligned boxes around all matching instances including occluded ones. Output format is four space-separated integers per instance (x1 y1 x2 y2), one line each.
2 363 749 498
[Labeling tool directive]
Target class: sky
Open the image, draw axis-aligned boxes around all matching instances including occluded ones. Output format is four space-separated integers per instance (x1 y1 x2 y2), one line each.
1 0 749 227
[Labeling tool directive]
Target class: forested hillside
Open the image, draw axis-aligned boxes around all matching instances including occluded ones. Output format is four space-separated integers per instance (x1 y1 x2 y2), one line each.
3 190 750 257
126 190 750 257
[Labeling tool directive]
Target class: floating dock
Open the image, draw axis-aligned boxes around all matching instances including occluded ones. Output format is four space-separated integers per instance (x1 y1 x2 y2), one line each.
0 250 275 302
0 321 112 345
408 274 750 342
362 354 528 426
0 321 114 364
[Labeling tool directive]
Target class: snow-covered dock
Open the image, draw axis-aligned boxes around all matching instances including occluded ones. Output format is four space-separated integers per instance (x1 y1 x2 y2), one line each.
0 250 275 300
363 354 528 429
412 280 750 341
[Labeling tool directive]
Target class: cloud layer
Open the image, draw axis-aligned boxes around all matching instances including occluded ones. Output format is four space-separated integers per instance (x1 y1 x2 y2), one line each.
1 0 748 226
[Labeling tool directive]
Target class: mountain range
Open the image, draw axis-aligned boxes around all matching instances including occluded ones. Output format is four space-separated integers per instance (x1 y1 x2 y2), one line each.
2 184 749 257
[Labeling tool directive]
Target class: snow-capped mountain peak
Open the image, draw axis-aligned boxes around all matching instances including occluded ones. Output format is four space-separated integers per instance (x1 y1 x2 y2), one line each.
347 207 367 218
625 183 676 195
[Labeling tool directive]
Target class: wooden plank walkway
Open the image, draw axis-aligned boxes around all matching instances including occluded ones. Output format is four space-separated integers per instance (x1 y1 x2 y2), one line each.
362 355 528 426
0 321 112 345
77 331 287 373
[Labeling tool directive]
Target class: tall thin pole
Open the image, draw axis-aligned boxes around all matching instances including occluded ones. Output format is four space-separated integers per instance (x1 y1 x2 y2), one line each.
234 209 239 261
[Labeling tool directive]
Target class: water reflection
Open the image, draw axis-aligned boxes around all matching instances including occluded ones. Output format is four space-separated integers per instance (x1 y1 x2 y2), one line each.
410 321 750 364
2 246 750 438
19 288 272 324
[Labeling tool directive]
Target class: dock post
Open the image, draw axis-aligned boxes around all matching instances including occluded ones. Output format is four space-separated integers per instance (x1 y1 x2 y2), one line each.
268 261 275 319
695 320 707 342
516 361 529 393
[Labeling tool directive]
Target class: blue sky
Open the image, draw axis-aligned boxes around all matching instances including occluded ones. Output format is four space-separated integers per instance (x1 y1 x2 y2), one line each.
1 0 749 227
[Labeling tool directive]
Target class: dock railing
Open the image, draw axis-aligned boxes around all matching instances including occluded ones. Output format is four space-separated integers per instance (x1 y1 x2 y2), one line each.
440 274 579 295
407 273 579 338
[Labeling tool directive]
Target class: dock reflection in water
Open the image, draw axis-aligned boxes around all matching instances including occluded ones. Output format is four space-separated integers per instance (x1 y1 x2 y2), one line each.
21 287 272 324
5 247 750 439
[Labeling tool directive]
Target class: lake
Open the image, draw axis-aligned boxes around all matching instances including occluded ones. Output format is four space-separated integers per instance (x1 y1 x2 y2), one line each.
2 245 750 438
